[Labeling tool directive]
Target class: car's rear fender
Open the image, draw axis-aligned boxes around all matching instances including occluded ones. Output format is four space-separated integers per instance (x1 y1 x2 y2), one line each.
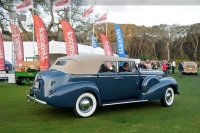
139 77 178 100
46 81 101 108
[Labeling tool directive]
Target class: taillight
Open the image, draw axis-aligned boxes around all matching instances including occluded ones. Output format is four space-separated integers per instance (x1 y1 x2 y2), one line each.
49 89 54 94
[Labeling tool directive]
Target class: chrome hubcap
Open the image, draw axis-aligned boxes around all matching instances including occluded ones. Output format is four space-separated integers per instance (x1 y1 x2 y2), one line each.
166 91 172 103
79 98 92 113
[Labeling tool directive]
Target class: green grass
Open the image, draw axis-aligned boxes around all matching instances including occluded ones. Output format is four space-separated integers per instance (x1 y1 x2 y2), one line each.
0 71 200 133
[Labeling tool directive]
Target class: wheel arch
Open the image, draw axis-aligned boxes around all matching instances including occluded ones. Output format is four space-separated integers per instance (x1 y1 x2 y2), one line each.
78 90 101 106
47 81 102 108
168 84 179 94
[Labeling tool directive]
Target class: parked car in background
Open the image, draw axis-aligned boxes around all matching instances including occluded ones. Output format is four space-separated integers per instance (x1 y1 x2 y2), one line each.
5 60 14 73
182 61 198 75
26 54 180 118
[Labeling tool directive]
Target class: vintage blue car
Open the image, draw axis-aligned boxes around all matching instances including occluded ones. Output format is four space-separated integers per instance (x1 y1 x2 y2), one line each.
26 54 180 117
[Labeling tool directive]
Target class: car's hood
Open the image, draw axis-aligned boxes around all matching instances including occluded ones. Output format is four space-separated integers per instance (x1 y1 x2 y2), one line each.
139 69 164 77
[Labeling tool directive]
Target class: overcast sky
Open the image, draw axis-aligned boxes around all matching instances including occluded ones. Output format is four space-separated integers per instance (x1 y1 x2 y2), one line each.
85 0 200 26
94 5 200 26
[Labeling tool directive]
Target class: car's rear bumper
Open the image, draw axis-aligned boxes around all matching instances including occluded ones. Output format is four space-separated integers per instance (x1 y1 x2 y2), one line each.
183 71 197 73
26 91 47 105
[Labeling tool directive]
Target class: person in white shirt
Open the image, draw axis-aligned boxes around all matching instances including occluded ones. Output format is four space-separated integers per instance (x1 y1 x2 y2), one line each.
172 60 176 74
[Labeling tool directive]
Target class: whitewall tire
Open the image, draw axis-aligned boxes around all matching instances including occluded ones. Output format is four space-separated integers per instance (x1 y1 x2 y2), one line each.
161 87 174 107
73 93 97 118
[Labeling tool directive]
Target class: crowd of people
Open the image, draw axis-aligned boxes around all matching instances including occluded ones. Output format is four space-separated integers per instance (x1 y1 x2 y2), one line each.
138 59 183 77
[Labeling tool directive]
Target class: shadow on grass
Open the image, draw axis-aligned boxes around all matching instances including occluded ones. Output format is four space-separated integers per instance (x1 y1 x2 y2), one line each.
28 105 76 118
95 101 162 116
29 101 162 118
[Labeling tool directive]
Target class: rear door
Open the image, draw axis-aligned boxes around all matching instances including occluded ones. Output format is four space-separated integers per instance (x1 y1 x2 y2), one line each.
97 61 119 101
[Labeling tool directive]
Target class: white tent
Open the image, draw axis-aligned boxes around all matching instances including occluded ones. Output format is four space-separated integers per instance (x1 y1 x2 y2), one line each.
3 41 109 66
36 41 109 65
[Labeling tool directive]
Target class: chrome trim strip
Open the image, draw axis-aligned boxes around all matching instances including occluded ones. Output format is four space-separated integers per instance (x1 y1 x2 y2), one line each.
99 75 139 78
26 91 47 106
74 75 97 78
102 100 148 106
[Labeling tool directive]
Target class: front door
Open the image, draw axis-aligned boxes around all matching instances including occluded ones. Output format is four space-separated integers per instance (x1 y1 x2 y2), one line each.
117 61 140 99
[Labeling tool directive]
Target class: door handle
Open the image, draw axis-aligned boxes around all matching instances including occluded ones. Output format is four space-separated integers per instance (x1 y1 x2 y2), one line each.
114 77 124 80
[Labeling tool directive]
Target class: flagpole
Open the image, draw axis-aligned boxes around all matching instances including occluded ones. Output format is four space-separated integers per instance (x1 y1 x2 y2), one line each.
92 1 97 54
106 10 108 37
32 4 35 57
69 0 72 24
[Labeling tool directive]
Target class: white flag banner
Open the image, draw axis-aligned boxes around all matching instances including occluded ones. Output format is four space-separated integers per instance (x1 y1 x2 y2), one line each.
16 0 33 12
54 0 70 11
82 6 94 18
96 13 107 24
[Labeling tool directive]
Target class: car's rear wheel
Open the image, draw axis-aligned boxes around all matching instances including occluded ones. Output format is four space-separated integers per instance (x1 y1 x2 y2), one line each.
161 87 174 107
73 93 97 118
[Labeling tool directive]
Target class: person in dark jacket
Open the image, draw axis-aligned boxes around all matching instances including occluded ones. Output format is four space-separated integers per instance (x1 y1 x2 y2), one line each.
166 61 171 77
178 63 184 78
119 62 131 72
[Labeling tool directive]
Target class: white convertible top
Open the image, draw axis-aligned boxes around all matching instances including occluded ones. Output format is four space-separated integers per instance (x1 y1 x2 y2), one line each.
50 54 135 74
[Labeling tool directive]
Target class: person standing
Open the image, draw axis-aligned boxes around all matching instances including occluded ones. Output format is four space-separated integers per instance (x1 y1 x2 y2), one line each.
178 63 184 78
166 61 171 77
172 60 176 74
162 60 167 77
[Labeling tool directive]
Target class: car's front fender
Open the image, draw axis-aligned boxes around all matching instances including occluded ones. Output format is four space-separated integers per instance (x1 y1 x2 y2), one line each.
46 81 101 108
139 77 178 100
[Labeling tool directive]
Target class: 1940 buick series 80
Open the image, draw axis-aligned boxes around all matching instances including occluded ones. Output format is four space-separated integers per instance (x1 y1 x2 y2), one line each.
26 54 180 117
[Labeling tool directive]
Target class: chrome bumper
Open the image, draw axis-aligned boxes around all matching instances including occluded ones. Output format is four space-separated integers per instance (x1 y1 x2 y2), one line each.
26 91 47 106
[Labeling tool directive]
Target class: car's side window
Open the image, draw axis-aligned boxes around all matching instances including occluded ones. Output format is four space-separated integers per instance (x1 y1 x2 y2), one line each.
118 61 137 72
99 61 117 73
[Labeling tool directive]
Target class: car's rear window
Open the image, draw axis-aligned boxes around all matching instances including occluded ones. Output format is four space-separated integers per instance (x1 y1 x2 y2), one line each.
55 60 68 66
185 62 196 66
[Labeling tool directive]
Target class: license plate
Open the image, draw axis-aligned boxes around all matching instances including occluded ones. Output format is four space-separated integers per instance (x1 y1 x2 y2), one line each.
34 82 39 89
189 68 192 70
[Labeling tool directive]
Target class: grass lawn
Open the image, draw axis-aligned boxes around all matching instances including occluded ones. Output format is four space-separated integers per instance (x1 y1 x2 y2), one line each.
0 71 200 133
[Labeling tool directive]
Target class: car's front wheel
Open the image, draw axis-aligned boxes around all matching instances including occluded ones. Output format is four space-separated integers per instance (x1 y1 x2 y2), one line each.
73 92 97 118
161 87 174 107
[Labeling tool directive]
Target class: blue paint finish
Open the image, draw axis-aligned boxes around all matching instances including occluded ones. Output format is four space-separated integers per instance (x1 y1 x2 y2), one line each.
27 61 179 111
47 81 100 107
139 77 178 100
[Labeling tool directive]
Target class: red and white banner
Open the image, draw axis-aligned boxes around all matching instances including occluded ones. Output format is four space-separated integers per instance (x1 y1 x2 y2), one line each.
33 15 50 71
16 0 33 12
96 13 107 24
54 0 70 11
60 20 78 56
100 34 113 56
82 6 94 18
0 32 5 70
10 24 24 67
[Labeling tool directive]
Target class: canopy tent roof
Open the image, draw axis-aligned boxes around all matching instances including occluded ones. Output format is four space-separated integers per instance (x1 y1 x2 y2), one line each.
34 40 109 55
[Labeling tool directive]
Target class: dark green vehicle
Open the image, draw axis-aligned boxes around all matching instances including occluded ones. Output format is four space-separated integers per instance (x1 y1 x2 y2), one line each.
15 71 38 85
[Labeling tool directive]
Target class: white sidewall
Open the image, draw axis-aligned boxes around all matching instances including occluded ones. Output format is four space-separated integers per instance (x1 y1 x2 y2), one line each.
165 87 174 106
75 93 97 117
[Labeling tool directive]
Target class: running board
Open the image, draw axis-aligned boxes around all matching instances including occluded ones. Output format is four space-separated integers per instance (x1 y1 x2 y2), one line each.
102 99 148 106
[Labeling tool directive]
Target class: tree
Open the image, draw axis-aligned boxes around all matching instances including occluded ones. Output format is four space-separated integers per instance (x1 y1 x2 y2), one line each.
0 0 93 41
187 23 200 62
158 24 180 61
